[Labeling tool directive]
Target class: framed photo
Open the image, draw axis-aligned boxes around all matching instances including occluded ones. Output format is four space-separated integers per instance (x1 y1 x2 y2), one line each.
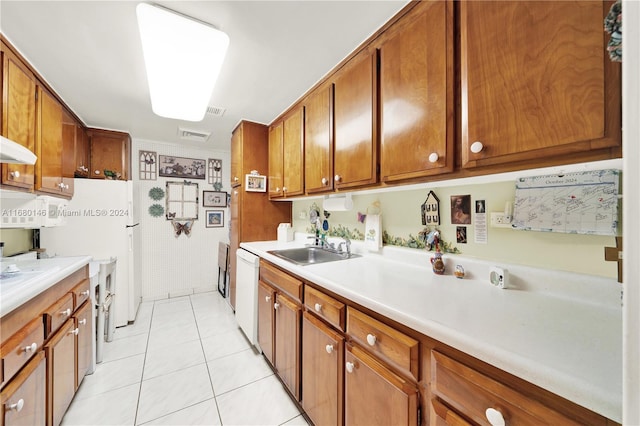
245 174 267 192
159 155 206 179
203 191 227 207
206 210 224 228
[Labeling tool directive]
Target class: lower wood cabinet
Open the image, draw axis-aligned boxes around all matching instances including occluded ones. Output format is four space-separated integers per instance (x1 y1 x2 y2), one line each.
302 311 344 426
345 344 419 426
44 320 76 426
0 351 46 426
257 280 276 365
274 292 302 400
74 300 92 390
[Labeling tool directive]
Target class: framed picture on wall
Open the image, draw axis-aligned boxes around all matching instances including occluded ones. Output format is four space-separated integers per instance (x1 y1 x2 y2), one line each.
245 174 266 192
203 191 227 207
206 210 224 228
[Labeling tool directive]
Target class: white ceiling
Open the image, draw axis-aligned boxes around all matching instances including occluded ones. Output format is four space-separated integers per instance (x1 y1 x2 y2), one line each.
0 0 409 151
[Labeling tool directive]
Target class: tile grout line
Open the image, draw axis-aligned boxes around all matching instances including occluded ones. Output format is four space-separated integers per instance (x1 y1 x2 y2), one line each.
191 293 226 425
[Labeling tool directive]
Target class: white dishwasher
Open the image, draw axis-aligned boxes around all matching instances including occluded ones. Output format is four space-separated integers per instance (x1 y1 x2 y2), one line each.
235 248 260 348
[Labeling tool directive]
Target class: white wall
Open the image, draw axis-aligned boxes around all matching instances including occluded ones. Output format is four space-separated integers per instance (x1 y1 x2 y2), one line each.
132 139 230 300
623 1 640 423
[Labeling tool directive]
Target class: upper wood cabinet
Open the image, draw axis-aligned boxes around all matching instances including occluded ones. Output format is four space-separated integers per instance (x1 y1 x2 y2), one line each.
267 123 284 197
269 107 304 198
378 0 454 182
460 1 621 169
36 87 72 198
73 121 89 178
304 84 334 194
333 49 378 190
1 42 36 191
87 128 131 180
229 121 291 309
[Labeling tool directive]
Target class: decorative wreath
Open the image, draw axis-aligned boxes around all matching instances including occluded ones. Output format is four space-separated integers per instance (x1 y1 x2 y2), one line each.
148 204 164 217
604 0 622 62
148 187 165 200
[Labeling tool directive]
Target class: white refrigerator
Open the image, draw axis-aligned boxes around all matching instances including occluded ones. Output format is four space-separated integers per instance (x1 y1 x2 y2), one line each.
41 179 141 327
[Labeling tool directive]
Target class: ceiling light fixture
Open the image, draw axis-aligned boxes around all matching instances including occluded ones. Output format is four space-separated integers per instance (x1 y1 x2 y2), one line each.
136 3 229 122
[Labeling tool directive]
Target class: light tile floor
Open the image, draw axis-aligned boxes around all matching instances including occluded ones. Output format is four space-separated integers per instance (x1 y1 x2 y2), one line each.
62 291 308 426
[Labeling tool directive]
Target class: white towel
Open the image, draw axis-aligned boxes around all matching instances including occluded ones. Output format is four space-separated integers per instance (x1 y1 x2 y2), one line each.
365 214 382 252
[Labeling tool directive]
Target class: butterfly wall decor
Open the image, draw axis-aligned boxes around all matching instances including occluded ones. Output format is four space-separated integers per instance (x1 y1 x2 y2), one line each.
172 220 193 237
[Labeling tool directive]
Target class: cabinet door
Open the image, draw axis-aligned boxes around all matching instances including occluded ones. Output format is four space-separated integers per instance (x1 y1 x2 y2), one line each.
334 50 377 189
74 124 89 178
36 87 65 195
257 280 275 365
44 320 76 426
268 123 284 198
282 107 304 197
88 129 131 180
460 1 621 169
344 345 418 426
379 0 454 182
302 311 344 426
60 109 76 196
304 85 333 194
274 292 301 400
230 124 243 187
0 351 46 426
1 45 36 190
229 187 241 309
74 301 92 390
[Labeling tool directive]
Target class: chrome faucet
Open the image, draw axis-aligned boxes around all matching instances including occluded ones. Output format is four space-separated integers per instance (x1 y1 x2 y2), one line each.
337 237 351 257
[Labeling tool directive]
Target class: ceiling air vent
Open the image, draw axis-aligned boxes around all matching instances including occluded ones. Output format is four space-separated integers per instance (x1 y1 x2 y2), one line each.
206 105 226 117
177 127 211 142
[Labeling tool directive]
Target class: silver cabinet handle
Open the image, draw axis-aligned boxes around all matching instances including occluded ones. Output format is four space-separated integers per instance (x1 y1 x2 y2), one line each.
7 399 24 412
10 170 20 179
23 342 37 353
68 328 79 336
60 308 71 317
325 344 334 354
345 362 355 373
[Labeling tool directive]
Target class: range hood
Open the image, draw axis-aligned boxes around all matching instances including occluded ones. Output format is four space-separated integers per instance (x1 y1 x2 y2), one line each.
0 136 37 165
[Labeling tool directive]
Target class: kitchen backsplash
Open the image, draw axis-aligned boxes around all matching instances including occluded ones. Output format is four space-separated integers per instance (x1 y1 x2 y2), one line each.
291 181 618 279
0 229 33 257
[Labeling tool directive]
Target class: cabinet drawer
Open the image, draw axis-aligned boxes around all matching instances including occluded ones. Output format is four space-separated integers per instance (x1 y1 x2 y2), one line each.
304 286 345 331
0 350 46 426
43 293 74 339
259 260 302 303
346 307 419 380
431 350 582 426
0 317 44 387
70 279 91 310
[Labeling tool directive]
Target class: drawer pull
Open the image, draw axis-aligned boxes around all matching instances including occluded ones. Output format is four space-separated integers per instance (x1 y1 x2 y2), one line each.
366 333 377 346
274 302 280 310
23 342 37 353
10 171 20 179
325 344 334 354
345 361 355 373
314 303 322 313
60 308 72 317
79 318 87 325
485 408 505 426
7 399 24 412
81 290 90 296
68 328 79 336
265 295 271 303
428 152 439 163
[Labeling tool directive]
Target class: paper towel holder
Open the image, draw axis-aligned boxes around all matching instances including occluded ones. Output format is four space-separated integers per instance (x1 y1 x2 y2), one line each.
323 193 353 212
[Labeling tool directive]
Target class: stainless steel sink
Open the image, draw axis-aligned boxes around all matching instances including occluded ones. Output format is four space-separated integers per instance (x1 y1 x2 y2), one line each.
267 247 359 266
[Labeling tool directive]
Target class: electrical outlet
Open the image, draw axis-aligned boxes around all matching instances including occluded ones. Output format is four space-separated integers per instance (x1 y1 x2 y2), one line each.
490 212 513 228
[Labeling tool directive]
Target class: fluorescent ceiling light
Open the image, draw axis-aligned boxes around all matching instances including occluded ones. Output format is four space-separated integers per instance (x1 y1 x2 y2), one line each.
136 3 229 121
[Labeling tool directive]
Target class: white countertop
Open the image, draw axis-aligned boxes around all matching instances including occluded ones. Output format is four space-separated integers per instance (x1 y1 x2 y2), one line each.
241 237 622 422
0 255 92 316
